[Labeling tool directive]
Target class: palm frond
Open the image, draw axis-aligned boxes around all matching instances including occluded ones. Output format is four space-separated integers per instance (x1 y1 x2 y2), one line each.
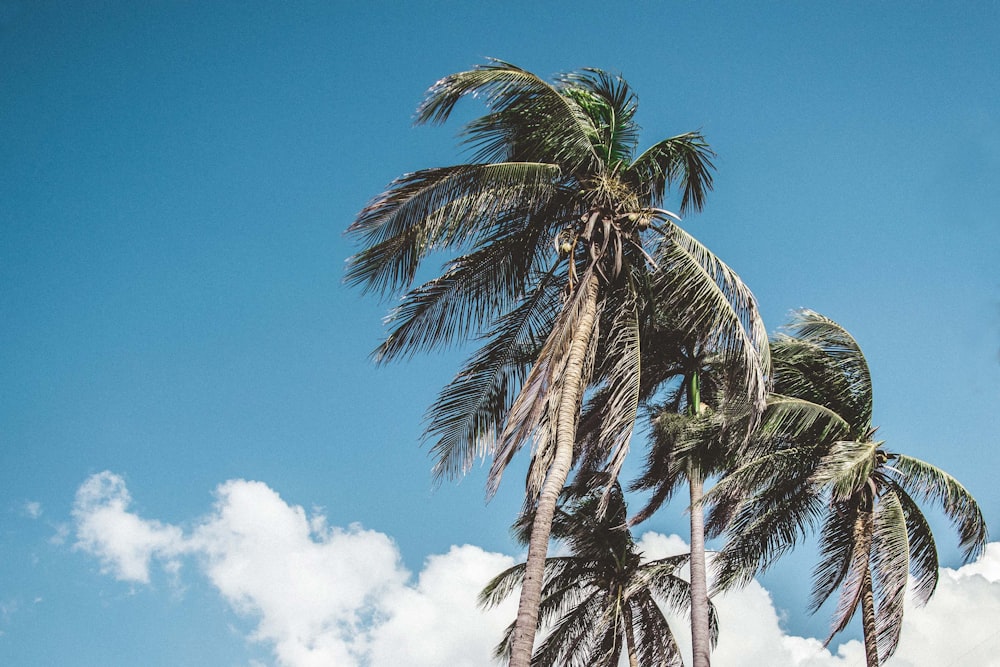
347 162 562 295
588 290 642 507
626 132 715 213
417 59 599 172
754 394 852 447
773 310 872 431
631 592 685 667
651 217 771 415
811 440 877 503
891 454 988 561
823 509 871 643
375 223 557 362
810 501 861 614
559 68 639 169
871 489 909 663
426 276 562 480
712 475 825 591
892 482 939 605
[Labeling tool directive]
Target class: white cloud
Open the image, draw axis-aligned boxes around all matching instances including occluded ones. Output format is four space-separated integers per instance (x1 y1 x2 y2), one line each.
71 472 1000 667
368 544 517 667
890 543 1000 667
72 471 186 583
189 479 407 666
72 472 516 667
23 500 42 519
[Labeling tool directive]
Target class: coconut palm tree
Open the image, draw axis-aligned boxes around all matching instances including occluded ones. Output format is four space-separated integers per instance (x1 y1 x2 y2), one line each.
627 321 746 667
710 310 988 666
481 481 718 667
346 60 767 666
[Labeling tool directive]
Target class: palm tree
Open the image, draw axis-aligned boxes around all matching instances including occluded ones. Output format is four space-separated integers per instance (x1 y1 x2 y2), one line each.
481 481 718 666
346 60 767 666
628 316 749 667
711 310 988 665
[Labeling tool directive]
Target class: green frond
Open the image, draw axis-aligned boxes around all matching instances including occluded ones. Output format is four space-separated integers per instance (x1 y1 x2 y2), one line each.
626 133 715 213
810 501 862 614
651 217 771 414
891 454 988 561
374 223 555 362
756 394 852 444
346 162 562 295
479 561 528 609
559 68 639 169
871 489 909 662
892 482 939 605
811 440 877 502
712 477 825 591
772 309 872 431
588 292 642 504
824 514 871 645
426 278 562 481
531 590 607 667
416 59 600 172
631 592 685 667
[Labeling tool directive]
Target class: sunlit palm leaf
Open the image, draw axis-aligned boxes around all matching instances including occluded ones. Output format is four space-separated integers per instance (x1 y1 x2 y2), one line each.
627 133 716 213
427 275 561 480
891 454 987 560
871 490 909 661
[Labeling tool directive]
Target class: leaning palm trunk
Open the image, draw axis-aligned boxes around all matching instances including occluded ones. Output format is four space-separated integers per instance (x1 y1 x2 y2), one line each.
509 275 600 667
861 566 879 666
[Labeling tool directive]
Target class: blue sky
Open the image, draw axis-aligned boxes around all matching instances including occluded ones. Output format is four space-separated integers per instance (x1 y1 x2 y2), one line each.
2 2 998 665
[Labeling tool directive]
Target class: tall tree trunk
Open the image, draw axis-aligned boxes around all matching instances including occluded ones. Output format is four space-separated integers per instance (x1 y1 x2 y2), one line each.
623 601 640 667
861 565 879 667
689 468 711 667
509 275 600 667
687 370 712 667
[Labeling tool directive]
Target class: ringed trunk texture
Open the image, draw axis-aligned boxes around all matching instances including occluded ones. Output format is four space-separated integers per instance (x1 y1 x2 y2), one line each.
623 602 640 667
861 565 879 666
689 467 711 667
508 275 600 667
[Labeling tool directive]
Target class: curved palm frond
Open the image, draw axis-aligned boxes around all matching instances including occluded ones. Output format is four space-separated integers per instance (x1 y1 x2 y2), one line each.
417 59 599 172
891 482 938 604
870 489 910 662
890 454 988 560
347 162 562 295
773 310 872 432
811 440 878 503
559 68 639 170
426 274 562 480
652 216 770 414
626 132 716 213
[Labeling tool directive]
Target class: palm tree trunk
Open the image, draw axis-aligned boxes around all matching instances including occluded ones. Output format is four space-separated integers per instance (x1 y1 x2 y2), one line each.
509 274 600 667
689 467 711 667
623 602 640 667
687 370 711 667
861 565 879 667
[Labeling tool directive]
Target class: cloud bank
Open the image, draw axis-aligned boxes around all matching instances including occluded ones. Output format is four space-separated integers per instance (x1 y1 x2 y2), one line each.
72 472 1000 667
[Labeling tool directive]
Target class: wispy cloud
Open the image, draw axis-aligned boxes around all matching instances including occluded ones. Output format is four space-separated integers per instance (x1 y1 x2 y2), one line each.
71 472 1000 667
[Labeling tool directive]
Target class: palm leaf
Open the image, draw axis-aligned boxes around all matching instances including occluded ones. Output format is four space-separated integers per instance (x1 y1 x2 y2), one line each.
870 489 909 662
347 162 562 295
891 453 988 560
626 132 716 213
417 59 599 172
426 274 562 480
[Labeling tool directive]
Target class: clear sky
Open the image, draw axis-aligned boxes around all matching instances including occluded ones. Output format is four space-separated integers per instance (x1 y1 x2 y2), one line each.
2 2 998 665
